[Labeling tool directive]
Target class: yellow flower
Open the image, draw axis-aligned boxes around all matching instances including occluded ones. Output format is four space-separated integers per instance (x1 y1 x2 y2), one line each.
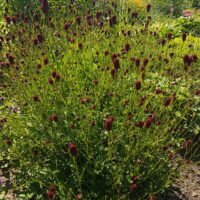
129 0 145 8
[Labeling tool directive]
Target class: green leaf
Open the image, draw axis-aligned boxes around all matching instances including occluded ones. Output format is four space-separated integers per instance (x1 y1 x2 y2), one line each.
0 191 6 199
175 111 182 117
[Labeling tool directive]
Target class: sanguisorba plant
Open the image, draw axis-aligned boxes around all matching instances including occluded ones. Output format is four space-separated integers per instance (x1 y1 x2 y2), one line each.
0 0 199 199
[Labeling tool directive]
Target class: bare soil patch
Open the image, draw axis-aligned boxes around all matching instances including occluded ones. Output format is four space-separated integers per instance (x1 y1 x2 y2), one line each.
163 163 200 200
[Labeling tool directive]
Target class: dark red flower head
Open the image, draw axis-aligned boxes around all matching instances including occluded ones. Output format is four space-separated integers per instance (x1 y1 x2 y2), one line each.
39 0 49 14
92 79 98 85
0 36 4 42
127 112 132 120
164 97 172 107
33 13 40 21
183 140 192 148
130 183 138 192
47 191 55 199
125 43 130 52
33 39 38 46
33 96 40 102
96 11 102 19
76 193 83 200
144 117 153 128
76 16 81 25
149 195 157 200
4 15 11 24
131 175 139 182
132 12 138 18
156 119 161 125
86 15 92 22
44 58 49 65
130 57 135 62
49 185 56 194
8 55 14 64
146 4 151 12
78 43 83 49
80 97 91 104
52 71 57 78
194 90 200 96
168 152 175 160
191 54 198 63
90 120 96 127
69 123 75 129
112 58 120 70
104 50 109 56
37 34 44 43
183 54 189 65
134 80 141 90
162 145 169 151
183 54 196 66
37 64 42 69
55 74 61 81
99 21 104 28
5 139 12 146
69 142 77 157
135 58 140 67
11 16 17 24
49 114 58 122
160 39 166 46
48 78 54 84
143 58 149 67
169 52 174 58
110 68 116 78
167 32 173 40
185 160 191 164
111 53 118 61
64 22 71 31
182 32 187 42
104 116 114 131
109 15 117 27
135 121 144 128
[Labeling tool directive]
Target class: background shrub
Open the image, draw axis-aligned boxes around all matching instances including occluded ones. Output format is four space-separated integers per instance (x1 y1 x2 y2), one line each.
149 0 192 17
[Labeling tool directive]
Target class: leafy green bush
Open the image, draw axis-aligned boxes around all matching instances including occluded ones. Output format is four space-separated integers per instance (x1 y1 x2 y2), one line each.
5 0 106 16
6 0 39 15
150 0 192 17
150 12 200 38
192 0 200 8
0 1 199 199
176 16 200 36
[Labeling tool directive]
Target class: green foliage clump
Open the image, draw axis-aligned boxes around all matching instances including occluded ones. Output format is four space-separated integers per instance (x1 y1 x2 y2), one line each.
150 0 192 17
0 1 199 199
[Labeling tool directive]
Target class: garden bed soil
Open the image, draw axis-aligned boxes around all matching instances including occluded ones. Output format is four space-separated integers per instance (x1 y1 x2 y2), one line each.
163 163 200 200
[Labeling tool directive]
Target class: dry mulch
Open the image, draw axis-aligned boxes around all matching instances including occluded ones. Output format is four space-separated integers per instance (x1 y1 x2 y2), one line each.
163 163 200 200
